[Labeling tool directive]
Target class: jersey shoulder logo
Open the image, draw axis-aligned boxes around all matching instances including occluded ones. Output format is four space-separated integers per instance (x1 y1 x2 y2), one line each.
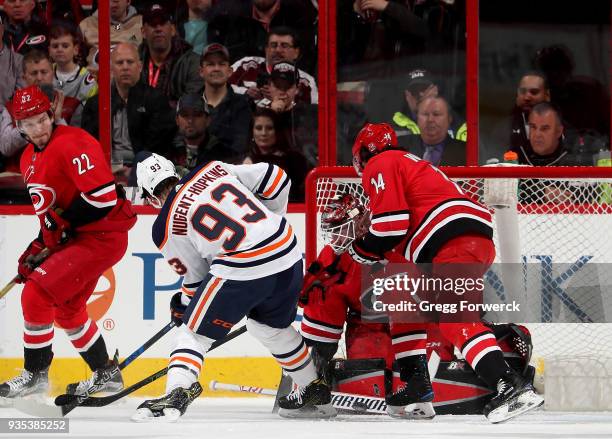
27 183 56 215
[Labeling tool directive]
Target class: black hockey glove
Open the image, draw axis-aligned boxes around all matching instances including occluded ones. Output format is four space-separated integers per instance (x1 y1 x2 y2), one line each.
170 292 188 326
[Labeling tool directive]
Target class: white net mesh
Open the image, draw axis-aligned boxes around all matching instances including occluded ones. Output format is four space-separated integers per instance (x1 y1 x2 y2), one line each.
312 171 612 403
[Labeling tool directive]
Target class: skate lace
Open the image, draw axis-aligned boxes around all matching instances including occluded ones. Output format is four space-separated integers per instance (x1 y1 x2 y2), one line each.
286 386 307 404
7 370 33 390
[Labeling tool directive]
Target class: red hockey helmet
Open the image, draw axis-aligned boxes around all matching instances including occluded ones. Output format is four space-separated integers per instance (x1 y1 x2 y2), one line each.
351 123 397 176
12 86 52 121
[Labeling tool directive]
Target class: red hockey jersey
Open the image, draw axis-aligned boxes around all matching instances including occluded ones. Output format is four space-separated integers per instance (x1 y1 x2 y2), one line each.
20 125 133 233
360 150 493 263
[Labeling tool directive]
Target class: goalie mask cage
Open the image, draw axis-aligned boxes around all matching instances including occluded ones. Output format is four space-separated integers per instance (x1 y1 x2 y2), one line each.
305 165 612 411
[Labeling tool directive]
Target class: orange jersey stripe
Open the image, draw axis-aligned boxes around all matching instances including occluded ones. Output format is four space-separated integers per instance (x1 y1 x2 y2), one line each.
182 286 195 297
159 162 215 250
223 226 293 259
262 168 285 198
189 277 221 331
170 355 202 370
277 346 309 367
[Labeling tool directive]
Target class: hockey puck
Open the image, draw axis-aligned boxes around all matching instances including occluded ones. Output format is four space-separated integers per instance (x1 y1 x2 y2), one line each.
351 401 369 413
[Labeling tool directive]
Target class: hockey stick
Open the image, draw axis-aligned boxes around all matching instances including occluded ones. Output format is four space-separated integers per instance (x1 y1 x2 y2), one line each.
62 325 247 409
0 277 18 300
209 380 387 415
14 320 177 418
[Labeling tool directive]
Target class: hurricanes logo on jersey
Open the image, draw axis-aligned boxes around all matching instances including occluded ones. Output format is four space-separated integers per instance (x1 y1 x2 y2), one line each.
27 183 56 215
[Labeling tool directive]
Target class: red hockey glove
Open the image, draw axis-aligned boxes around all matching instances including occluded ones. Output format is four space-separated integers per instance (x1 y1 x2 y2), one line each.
16 240 46 282
42 208 71 249
299 258 345 307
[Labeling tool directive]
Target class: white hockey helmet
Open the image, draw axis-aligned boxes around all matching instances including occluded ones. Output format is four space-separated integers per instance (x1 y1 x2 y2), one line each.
136 153 179 206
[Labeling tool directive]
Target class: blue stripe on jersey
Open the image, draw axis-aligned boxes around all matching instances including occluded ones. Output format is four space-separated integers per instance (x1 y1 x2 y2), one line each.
264 174 290 200
211 237 298 268
223 218 287 257
257 164 274 195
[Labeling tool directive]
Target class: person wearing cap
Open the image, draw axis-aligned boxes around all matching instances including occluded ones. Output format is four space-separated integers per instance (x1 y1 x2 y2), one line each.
138 3 203 105
392 69 467 145
81 42 176 178
1 0 48 55
0 13 25 105
197 43 251 160
228 25 318 106
79 0 143 71
261 61 318 169
170 92 229 170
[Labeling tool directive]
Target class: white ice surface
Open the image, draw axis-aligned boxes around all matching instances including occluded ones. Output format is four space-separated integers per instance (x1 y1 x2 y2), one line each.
1 398 612 439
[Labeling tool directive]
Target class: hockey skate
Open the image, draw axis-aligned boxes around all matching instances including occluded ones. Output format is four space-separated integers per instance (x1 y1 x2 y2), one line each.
484 369 544 423
0 369 49 400
277 377 337 419
65 358 123 397
132 382 203 423
386 357 435 419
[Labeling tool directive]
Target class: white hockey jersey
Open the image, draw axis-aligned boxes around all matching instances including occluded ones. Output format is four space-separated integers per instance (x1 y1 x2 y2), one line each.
152 161 302 297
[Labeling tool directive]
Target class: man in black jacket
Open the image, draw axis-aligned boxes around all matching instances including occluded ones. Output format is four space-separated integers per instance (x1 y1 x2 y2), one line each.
198 43 251 161
81 42 176 180
139 4 203 105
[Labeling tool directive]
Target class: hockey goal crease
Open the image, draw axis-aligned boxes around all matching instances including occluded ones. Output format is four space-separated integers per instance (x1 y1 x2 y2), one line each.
306 165 612 412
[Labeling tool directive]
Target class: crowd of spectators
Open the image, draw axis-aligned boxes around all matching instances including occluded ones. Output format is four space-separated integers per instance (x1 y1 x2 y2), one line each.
0 0 609 205
0 0 319 203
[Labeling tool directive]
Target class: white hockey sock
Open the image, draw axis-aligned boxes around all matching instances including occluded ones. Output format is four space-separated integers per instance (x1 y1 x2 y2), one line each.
165 325 212 394
247 319 317 387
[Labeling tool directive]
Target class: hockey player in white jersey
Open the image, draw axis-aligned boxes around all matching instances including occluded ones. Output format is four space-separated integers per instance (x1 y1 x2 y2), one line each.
132 154 336 421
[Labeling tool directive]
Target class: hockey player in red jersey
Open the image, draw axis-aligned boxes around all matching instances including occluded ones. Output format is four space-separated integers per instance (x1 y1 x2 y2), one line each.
0 85 137 400
301 187 537 420
344 122 543 422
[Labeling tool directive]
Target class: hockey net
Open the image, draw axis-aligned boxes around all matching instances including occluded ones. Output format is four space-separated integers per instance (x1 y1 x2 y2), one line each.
306 165 612 411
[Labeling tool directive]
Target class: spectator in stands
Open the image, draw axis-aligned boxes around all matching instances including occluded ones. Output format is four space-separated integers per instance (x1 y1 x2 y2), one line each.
1 0 48 55
79 0 143 71
337 0 428 81
197 43 251 163
139 3 203 105
392 69 467 145
261 61 318 167
175 0 212 55
1 50 75 171
534 45 610 144
404 96 465 166
0 14 25 104
171 92 232 170
229 26 318 106
19 49 83 126
81 42 176 182
520 102 587 204
509 71 550 164
524 102 578 166
42 0 88 25
208 0 317 73
242 107 307 202
48 22 97 126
